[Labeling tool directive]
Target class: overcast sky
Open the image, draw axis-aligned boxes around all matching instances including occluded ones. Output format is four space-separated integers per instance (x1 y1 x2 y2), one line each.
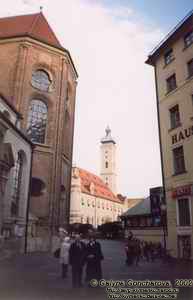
1 1 192 198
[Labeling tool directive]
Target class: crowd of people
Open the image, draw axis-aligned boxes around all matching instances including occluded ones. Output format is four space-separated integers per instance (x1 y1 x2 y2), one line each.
55 228 104 288
125 232 165 266
55 229 168 288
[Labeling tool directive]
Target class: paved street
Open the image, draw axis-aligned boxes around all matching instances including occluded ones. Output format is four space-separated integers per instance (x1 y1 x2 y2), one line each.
0 240 192 300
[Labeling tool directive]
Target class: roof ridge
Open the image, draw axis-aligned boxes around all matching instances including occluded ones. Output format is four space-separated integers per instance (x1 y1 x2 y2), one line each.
38 12 61 46
0 12 39 21
28 12 40 35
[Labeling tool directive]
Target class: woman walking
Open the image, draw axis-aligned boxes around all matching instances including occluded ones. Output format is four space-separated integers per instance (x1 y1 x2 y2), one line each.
60 236 71 278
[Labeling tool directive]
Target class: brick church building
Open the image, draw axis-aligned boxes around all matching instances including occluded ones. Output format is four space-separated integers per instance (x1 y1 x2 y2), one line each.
0 12 78 250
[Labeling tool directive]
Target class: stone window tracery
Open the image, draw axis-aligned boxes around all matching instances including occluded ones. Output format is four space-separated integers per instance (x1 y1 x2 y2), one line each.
27 99 48 144
31 69 51 92
11 152 23 216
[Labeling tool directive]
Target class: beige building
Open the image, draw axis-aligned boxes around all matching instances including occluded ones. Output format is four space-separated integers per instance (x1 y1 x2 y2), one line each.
70 167 124 227
146 11 193 259
70 127 126 226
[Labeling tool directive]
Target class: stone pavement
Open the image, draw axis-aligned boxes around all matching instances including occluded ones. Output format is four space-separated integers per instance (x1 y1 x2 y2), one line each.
0 240 192 300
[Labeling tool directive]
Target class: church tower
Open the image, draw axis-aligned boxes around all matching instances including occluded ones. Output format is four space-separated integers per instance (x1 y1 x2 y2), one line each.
100 126 117 194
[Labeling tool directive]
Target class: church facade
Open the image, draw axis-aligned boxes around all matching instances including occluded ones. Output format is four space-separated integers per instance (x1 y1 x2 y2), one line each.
0 95 32 240
70 127 126 227
0 12 78 250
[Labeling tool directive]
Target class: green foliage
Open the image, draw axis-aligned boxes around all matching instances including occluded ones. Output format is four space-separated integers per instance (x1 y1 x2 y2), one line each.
68 223 94 236
98 221 123 239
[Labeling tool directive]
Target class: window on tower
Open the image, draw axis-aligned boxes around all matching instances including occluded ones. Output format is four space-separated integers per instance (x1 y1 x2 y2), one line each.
105 161 108 168
31 69 51 92
27 99 48 144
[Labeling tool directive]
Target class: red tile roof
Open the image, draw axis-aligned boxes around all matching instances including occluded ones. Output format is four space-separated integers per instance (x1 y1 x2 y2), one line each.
77 168 122 203
0 12 62 49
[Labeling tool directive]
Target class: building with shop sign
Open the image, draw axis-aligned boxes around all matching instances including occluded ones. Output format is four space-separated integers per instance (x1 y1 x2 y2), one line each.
121 188 165 244
146 10 193 259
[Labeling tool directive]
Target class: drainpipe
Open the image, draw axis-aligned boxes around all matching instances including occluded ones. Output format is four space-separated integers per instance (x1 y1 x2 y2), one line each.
24 144 34 254
154 66 168 247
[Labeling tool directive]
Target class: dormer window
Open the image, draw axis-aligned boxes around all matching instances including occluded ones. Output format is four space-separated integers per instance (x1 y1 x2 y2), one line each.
32 69 51 92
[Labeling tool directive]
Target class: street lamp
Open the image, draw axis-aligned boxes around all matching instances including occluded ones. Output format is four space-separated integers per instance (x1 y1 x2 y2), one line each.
160 202 167 252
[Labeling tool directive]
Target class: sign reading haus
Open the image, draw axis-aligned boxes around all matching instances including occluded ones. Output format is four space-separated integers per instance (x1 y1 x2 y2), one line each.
171 126 193 144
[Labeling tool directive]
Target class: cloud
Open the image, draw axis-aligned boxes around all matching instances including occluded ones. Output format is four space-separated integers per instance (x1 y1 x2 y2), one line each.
0 0 164 197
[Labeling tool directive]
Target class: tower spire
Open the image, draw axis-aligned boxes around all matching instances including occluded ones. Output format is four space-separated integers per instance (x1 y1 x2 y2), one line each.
101 126 116 144
100 127 117 194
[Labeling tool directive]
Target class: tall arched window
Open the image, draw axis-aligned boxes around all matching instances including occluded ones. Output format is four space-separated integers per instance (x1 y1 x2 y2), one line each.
27 100 48 144
11 152 23 216
31 69 51 92
105 161 108 168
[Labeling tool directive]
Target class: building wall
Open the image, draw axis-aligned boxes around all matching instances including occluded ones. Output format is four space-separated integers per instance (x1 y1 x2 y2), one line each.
70 191 124 227
0 41 20 104
154 27 193 259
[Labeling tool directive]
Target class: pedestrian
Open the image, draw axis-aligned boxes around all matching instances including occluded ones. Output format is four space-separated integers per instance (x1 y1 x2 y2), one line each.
149 242 155 262
69 233 86 288
126 236 135 266
135 239 141 266
143 242 150 262
84 231 104 287
59 227 68 241
60 236 71 278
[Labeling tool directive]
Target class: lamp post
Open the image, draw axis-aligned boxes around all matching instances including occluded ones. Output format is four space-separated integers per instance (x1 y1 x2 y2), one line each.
161 202 167 252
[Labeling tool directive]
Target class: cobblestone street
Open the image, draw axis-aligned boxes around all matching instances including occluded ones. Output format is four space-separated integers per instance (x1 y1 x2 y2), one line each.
0 240 192 300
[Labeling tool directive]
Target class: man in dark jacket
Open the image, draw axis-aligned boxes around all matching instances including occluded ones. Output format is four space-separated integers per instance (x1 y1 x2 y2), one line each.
85 231 104 286
69 233 86 288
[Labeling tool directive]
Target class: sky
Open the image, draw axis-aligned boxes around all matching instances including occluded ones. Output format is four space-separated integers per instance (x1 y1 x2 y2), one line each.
1 1 193 198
